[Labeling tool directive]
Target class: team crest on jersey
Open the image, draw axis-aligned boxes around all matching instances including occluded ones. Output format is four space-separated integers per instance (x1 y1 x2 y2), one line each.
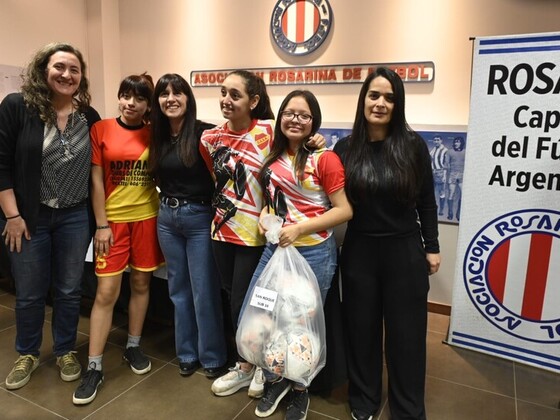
254 133 271 149
270 0 333 56
464 209 560 343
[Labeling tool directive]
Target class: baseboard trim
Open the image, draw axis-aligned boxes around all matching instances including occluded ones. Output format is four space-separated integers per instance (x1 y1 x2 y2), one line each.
428 302 451 316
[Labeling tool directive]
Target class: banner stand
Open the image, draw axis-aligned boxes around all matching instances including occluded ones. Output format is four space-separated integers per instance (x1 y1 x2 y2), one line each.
447 32 560 374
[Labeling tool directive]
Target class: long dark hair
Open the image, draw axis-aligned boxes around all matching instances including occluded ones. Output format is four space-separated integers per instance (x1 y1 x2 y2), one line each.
345 67 423 206
149 73 198 176
21 42 91 126
228 70 275 120
118 72 154 124
260 90 322 186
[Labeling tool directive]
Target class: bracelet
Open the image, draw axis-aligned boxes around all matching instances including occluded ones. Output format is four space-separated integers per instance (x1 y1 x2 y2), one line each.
96 225 110 230
5 214 20 220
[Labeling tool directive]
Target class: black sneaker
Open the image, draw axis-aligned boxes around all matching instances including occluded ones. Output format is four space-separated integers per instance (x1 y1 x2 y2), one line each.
286 389 309 420
179 361 200 377
73 368 104 405
351 409 373 420
204 364 227 379
123 346 151 375
255 378 291 417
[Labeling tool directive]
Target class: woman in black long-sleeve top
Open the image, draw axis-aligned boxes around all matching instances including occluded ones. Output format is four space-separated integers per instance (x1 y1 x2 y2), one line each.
334 67 440 420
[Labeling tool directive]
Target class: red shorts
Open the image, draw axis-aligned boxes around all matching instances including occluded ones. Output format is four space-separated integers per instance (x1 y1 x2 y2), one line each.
95 217 164 277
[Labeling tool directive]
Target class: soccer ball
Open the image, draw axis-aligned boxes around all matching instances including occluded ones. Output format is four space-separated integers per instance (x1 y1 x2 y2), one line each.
264 332 287 375
238 312 274 357
276 276 318 325
284 328 319 380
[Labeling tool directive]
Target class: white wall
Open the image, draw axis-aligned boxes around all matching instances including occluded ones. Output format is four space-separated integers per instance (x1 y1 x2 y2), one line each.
86 0 122 118
0 0 88 66
3 0 560 306
116 0 560 127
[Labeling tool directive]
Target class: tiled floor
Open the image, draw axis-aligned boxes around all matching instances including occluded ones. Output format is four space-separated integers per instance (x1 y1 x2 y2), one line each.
1 276 559 420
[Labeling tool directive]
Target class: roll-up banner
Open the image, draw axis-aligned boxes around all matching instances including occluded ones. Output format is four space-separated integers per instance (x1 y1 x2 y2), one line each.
448 32 560 373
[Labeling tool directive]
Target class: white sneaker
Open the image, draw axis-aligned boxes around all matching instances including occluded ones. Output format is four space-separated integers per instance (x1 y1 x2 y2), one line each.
248 366 265 398
211 362 255 396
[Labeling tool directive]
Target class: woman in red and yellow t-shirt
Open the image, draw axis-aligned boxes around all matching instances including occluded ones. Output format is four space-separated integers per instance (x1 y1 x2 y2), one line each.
73 74 163 405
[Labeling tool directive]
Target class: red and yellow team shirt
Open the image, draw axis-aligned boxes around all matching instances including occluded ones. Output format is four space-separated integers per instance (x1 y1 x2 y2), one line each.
264 149 345 246
91 118 159 222
200 119 274 246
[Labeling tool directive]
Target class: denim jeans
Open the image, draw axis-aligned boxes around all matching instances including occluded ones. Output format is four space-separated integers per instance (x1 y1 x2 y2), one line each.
157 202 227 368
242 235 338 385
1 203 91 357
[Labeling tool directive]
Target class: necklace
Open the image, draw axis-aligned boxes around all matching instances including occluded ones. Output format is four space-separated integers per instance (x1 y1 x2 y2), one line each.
55 102 76 157
170 134 180 145
56 102 75 132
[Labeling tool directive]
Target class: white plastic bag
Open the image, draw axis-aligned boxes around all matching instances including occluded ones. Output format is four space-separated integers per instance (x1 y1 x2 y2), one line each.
236 216 326 386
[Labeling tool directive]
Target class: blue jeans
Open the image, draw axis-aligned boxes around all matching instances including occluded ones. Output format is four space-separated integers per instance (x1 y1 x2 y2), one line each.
243 235 337 385
1 203 91 357
157 202 227 368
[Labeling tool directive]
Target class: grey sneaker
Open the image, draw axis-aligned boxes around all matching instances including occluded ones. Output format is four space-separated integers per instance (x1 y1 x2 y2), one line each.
123 346 151 375
5 355 39 390
255 378 291 417
211 362 254 396
56 351 82 381
248 366 265 398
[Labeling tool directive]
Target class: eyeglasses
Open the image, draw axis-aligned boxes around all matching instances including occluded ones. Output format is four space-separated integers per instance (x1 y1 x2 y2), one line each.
280 111 313 124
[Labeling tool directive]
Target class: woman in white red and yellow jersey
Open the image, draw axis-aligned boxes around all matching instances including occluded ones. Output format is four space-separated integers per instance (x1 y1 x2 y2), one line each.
249 90 352 420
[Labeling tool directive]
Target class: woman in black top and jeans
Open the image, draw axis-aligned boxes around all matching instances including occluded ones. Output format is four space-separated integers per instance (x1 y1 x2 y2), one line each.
334 67 440 420
149 74 227 379
0 42 100 390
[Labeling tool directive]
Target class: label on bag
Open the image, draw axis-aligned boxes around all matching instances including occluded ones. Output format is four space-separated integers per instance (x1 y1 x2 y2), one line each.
250 286 278 312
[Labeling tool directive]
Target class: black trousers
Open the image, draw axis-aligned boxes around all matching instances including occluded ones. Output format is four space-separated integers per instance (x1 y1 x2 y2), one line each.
212 241 264 361
341 231 429 420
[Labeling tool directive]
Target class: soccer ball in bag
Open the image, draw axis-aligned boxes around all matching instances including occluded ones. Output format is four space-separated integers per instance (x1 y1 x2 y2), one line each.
238 312 273 356
264 332 287 375
284 328 319 379
276 276 318 324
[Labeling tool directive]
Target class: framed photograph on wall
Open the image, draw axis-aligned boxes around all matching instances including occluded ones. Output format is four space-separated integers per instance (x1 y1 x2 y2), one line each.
318 127 352 149
318 123 468 225
415 126 468 225
0 64 23 102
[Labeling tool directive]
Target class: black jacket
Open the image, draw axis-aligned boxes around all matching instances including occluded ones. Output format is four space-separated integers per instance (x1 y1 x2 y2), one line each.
0 93 100 233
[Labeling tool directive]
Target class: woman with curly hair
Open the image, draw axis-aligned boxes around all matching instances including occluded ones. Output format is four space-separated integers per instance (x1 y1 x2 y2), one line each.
0 42 100 390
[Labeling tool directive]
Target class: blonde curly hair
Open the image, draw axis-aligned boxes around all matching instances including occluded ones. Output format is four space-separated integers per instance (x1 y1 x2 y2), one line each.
21 42 92 127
